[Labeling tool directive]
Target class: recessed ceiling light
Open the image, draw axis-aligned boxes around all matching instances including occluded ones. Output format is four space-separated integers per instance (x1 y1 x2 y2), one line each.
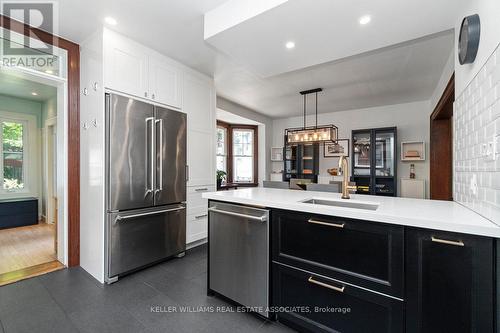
104 16 117 26
285 41 295 49
45 70 54 74
31 92 38 96
359 15 371 25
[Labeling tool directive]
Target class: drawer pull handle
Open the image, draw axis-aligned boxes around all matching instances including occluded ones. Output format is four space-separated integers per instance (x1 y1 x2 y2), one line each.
195 188 209 192
195 214 208 219
308 219 345 228
431 236 464 247
308 276 345 293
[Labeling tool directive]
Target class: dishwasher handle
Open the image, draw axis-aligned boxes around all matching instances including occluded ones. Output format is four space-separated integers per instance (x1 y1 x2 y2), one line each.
208 206 267 222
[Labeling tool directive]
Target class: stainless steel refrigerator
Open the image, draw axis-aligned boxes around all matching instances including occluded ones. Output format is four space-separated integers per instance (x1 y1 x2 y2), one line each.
105 92 187 283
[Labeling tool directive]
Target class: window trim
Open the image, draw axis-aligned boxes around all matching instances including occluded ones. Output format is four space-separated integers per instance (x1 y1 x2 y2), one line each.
217 120 258 186
0 111 37 198
216 124 228 173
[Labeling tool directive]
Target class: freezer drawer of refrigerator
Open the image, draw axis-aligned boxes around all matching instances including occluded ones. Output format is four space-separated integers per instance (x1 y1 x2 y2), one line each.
108 205 186 278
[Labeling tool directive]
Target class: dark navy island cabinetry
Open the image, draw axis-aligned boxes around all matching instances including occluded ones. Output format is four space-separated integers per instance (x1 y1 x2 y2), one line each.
0 197 38 229
270 209 496 333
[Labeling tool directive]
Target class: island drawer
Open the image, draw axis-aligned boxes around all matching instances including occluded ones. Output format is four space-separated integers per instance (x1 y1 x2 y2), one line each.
272 210 404 297
272 263 404 333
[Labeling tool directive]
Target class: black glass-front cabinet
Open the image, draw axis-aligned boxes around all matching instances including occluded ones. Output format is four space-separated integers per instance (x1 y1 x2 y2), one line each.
283 144 319 182
352 127 397 196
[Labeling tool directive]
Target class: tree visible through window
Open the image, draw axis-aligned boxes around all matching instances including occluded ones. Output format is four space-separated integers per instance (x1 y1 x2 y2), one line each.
2 121 24 190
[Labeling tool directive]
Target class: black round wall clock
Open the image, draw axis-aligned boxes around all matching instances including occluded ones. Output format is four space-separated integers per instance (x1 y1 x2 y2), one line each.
458 14 480 65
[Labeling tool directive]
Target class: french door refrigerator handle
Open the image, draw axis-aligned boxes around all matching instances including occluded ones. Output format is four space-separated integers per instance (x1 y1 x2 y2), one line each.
155 118 163 192
114 206 186 224
145 117 155 195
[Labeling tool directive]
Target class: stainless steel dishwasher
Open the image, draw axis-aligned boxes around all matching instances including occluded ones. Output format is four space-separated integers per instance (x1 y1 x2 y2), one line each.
208 201 270 318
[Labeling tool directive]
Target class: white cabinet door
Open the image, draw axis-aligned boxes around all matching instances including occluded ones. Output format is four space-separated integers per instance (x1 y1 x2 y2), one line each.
103 30 149 98
184 73 215 186
187 129 215 186
149 56 182 109
184 74 214 132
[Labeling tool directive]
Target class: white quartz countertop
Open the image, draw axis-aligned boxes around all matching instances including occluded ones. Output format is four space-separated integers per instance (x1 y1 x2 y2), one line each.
203 188 500 238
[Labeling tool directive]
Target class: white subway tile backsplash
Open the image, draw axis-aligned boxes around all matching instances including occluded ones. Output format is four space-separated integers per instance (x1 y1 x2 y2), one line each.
455 43 500 224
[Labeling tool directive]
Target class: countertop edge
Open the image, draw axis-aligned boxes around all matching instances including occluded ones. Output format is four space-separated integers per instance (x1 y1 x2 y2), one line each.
203 192 500 239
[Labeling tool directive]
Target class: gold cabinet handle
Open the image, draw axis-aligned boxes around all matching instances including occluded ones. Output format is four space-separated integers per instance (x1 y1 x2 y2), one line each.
308 276 345 293
308 219 345 228
431 236 464 247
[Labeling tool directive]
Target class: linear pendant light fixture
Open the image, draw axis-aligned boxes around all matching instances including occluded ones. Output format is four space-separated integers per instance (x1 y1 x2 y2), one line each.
285 88 338 144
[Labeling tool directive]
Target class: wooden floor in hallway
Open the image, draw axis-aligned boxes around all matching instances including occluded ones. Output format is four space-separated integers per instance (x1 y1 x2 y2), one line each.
0 223 57 275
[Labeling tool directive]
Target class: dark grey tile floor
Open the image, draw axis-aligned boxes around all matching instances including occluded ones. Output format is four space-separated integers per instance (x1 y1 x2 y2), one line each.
0 244 295 333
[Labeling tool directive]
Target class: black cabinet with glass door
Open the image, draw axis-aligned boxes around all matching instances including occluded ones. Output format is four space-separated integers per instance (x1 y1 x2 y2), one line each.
351 127 397 196
283 144 319 182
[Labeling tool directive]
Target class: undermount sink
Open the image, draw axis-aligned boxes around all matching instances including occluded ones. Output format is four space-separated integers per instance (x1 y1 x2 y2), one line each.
301 198 379 211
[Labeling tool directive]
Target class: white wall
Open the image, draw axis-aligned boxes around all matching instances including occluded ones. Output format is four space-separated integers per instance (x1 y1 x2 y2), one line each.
272 101 431 197
79 28 106 283
217 97 273 185
430 49 455 111
41 96 57 218
455 0 500 95
453 0 500 224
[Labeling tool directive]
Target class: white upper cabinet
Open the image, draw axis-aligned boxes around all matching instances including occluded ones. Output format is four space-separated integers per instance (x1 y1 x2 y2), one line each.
103 30 149 98
184 74 214 132
103 29 182 109
149 56 182 109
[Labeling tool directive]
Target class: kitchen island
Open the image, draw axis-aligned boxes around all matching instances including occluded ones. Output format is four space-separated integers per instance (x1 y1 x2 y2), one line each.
204 188 500 333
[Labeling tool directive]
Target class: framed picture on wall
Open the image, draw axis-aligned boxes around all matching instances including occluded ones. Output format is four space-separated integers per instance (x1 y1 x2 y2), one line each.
324 139 349 158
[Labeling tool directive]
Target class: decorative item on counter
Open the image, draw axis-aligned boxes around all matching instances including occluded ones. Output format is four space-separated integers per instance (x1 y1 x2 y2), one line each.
410 164 415 179
327 168 338 176
324 139 350 158
216 170 227 188
405 150 420 158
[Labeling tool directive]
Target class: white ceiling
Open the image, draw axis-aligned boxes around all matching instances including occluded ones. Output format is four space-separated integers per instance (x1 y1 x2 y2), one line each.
205 0 464 77
216 108 261 125
216 31 455 118
24 0 461 118
0 71 57 102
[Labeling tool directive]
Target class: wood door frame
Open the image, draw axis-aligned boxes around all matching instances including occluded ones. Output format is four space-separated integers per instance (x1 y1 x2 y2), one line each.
430 73 454 200
0 15 80 266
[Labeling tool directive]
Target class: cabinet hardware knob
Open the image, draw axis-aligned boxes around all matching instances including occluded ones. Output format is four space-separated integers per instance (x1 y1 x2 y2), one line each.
152 93 155 100
308 276 345 293
195 188 209 192
195 214 208 219
83 88 89 96
145 92 148 98
93 82 99 91
308 219 345 228
431 236 464 247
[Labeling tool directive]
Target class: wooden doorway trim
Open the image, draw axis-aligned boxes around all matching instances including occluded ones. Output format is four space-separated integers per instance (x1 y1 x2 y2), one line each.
430 73 454 200
0 15 80 266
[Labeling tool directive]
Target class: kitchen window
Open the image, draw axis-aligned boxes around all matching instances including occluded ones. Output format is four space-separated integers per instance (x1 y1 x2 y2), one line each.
217 121 258 186
216 125 227 172
0 117 29 193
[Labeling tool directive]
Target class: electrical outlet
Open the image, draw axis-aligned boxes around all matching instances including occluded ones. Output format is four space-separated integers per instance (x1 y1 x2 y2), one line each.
496 135 500 155
470 174 478 197
484 135 498 161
